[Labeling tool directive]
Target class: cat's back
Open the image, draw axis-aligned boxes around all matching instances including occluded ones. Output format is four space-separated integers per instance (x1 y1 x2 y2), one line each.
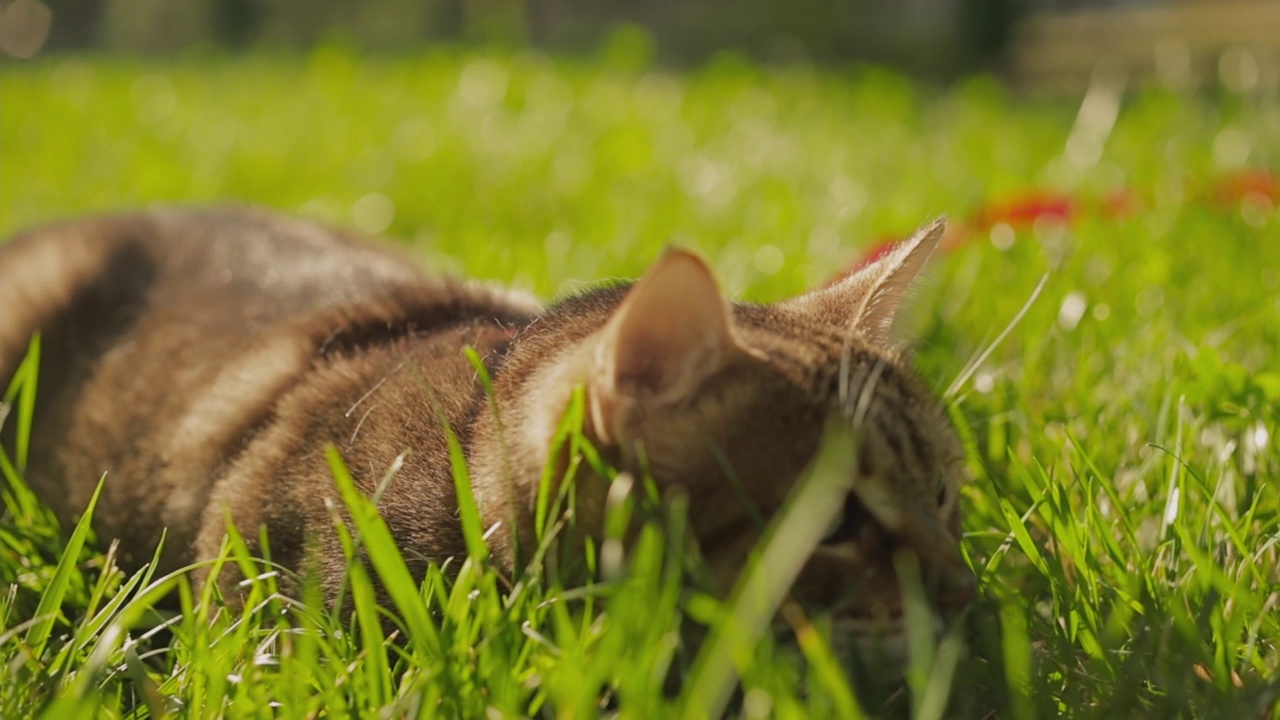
0 205 546 379
5 205 432 334
0 206 420 376
0 206 539 571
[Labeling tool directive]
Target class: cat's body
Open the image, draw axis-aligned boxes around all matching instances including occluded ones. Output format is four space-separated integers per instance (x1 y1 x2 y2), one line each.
0 206 972 663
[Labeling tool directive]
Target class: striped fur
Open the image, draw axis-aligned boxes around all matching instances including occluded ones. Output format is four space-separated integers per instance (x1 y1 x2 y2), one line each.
0 208 970 672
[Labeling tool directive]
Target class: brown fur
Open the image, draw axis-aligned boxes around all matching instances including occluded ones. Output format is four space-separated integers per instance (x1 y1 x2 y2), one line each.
0 206 971 661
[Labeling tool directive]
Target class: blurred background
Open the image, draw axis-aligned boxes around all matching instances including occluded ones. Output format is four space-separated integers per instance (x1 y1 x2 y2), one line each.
1 0 1277 294
1 0 1278 88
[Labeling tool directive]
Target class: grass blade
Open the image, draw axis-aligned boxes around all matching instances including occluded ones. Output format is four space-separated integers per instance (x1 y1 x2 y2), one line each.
26 475 103 659
681 420 858 720
326 445 441 657
2 335 40 473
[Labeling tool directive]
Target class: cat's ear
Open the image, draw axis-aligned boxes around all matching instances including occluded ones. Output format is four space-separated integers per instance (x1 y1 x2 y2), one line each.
787 218 945 344
589 248 735 443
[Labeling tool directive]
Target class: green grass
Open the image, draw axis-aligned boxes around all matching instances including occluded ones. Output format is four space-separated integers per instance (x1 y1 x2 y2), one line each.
1 45 1279 717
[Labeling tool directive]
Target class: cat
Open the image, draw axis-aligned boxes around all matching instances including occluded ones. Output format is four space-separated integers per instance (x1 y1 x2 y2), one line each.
0 205 973 666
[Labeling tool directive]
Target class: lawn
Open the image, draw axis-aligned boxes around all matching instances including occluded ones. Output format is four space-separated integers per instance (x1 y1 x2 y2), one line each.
1 42 1278 718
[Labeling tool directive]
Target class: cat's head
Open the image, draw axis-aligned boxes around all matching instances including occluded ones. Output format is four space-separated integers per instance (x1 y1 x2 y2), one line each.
475 219 972 670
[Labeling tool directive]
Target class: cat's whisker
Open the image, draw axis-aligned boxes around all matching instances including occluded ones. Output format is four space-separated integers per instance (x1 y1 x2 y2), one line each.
944 272 1049 400
348 403 379 444
482 520 504 542
838 331 855 406
845 356 888 433
344 360 407 417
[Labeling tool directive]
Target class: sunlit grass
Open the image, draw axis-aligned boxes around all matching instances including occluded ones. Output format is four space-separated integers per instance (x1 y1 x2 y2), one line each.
1 46 1278 717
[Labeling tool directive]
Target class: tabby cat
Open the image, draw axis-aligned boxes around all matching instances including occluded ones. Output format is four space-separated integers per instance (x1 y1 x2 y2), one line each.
0 206 972 665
